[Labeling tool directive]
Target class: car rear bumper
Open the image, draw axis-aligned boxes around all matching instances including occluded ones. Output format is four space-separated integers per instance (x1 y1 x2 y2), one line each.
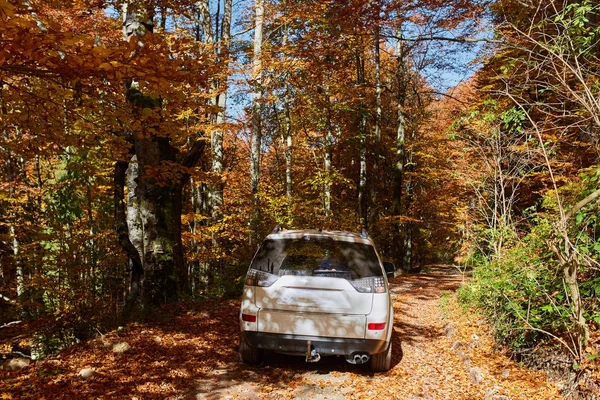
241 331 389 356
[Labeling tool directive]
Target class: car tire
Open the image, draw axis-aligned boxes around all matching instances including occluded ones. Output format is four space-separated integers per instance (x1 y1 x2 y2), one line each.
239 335 263 365
370 341 392 372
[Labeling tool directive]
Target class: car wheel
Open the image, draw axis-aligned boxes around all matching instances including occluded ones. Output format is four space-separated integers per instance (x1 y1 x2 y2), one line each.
239 334 263 365
370 341 392 372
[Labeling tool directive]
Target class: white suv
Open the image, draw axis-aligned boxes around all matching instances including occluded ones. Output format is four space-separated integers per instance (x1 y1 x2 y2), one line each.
239 227 395 372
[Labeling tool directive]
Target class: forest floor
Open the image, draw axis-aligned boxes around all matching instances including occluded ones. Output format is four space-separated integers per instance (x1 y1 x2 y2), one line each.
1 266 564 399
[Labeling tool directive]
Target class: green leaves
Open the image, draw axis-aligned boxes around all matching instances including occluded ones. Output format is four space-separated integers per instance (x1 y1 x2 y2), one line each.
552 0 600 55
500 107 525 134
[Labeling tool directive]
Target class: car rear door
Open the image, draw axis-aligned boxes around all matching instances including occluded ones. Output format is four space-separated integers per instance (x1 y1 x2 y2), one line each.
255 276 372 338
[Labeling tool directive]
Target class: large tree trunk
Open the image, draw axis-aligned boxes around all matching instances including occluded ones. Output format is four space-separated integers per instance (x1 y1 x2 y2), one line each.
134 137 186 305
117 138 188 309
119 130 195 308
117 2 206 310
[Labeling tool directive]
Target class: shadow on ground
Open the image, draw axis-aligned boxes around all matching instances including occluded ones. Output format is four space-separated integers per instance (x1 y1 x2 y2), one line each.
189 327 405 399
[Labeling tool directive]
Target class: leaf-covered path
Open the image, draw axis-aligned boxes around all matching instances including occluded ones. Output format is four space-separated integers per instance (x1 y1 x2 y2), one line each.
1 266 561 399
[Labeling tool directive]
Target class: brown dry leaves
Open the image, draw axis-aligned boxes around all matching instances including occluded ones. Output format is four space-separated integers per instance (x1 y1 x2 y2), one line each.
0 300 242 399
1 268 563 399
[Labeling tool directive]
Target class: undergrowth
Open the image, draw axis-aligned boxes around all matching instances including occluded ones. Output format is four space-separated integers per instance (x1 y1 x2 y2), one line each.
458 220 575 353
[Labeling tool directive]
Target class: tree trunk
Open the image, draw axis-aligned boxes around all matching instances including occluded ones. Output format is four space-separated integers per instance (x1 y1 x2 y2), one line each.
562 259 589 351
0 86 20 314
403 227 413 270
552 189 600 354
324 122 333 217
250 0 264 242
282 22 293 216
356 51 368 230
358 115 367 230
114 159 143 316
392 37 408 268
126 156 143 258
210 0 232 221
117 2 206 309
188 0 233 293
134 136 186 305
10 226 22 298
551 234 591 358
371 25 382 211
284 106 293 213
198 0 213 43
6 154 26 313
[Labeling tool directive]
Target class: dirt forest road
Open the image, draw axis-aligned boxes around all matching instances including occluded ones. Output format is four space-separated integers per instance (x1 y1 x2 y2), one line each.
192 266 560 400
1 266 561 400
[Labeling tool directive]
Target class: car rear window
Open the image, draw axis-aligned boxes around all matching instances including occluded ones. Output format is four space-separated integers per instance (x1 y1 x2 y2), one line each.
250 236 383 279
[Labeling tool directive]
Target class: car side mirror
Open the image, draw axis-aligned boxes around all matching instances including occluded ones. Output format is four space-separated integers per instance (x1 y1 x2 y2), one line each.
383 262 395 278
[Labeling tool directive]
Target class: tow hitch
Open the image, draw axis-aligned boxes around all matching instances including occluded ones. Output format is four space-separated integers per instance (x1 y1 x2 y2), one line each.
305 340 321 363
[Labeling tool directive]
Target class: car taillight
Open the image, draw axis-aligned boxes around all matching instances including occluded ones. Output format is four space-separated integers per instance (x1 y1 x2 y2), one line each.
245 269 279 287
374 277 386 293
350 277 373 293
241 313 257 322
368 322 386 330
350 277 386 293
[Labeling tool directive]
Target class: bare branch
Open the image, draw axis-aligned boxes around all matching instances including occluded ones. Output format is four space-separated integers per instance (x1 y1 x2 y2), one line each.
0 320 21 329
385 34 503 44
565 188 600 221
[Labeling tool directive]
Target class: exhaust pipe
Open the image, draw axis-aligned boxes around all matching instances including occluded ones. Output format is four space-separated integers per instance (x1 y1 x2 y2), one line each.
348 353 370 364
